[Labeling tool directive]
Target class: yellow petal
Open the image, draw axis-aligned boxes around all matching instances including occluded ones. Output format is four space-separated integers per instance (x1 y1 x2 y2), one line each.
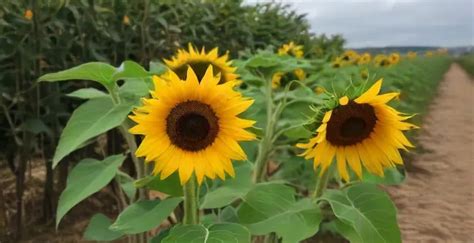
355 79 383 104
339 96 349 106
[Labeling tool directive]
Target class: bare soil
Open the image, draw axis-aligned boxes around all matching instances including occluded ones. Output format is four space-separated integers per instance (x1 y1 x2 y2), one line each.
387 64 474 242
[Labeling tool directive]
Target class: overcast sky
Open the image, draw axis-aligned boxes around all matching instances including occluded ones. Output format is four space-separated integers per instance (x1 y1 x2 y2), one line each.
245 0 473 48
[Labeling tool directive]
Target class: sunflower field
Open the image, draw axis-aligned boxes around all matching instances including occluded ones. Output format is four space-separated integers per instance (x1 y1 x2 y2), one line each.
0 1 455 243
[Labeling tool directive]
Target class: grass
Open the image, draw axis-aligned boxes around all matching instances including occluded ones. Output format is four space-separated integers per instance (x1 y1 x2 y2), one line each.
457 53 474 77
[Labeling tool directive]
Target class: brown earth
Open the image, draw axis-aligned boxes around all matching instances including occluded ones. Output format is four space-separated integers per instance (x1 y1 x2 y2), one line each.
387 64 474 242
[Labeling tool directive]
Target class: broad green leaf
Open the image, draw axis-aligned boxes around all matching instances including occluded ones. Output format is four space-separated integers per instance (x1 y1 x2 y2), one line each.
112 61 149 82
162 223 250 243
66 88 108 99
134 172 183 197
238 184 321 243
243 199 322 243
200 163 253 209
20 118 53 137
56 154 126 227
116 171 136 200
109 197 183 234
362 167 406 185
52 97 133 167
149 61 168 75
332 219 363 243
321 183 401 243
39 62 116 86
119 78 151 100
83 213 124 241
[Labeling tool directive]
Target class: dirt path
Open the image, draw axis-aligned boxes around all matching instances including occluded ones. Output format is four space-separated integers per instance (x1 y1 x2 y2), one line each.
388 64 474 242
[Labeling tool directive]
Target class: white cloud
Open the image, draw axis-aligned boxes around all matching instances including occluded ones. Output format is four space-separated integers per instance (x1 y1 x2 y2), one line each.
244 0 473 47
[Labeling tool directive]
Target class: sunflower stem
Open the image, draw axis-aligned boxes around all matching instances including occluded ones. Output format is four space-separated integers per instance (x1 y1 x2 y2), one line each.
183 175 199 225
313 167 332 199
253 73 275 183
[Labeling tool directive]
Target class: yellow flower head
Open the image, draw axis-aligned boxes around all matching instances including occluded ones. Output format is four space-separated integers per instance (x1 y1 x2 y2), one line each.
297 79 416 181
293 68 306 81
341 50 360 64
389 53 401 65
357 53 372 65
278 41 304 58
164 43 238 84
272 72 284 89
129 66 256 185
374 54 391 67
123 15 131 25
425 51 434 57
331 57 344 68
407 51 417 59
24 9 33 21
314 86 326 95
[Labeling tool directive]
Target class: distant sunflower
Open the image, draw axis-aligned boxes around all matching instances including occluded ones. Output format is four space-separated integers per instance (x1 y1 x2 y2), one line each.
360 68 369 79
389 53 401 65
331 57 344 68
341 50 359 64
278 41 306 81
374 54 391 67
407 51 417 59
297 79 416 181
164 44 238 84
425 51 434 57
272 71 284 89
357 53 372 65
129 66 256 184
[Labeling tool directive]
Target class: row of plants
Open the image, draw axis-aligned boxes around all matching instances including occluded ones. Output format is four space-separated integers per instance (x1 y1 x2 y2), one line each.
38 42 451 243
457 52 474 77
0 1 344 239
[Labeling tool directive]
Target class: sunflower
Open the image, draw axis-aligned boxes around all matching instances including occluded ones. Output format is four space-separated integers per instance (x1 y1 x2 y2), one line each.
24 9 33 20
341 50 359 64
374 54 391 67
331 57 344 68
297 79 416 181
425 51 434 57
129 66 256 185
277 41 306 81
272 72 284 89
389 53 401 65
407 51 417 59
164 44 238 84
357 53 372 65
360 68 369 79
278 41 304 58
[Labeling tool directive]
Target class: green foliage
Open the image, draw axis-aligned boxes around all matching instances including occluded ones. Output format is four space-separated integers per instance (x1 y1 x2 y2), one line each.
56 154 126 227
162 223 251 243
110 197 183 234
51 97 133 167
83 214 124 241
134 173 183 197
321 183 401 243
457 53 474 77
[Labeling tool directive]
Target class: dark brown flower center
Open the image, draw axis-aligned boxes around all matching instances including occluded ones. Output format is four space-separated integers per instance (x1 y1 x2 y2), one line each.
166 101 219 151
326 101 376 146
173 62 226 83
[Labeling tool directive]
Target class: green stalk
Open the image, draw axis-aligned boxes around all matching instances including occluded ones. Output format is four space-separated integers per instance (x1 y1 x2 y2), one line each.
183 175 199 225
253 75 275 183
312 167 332 199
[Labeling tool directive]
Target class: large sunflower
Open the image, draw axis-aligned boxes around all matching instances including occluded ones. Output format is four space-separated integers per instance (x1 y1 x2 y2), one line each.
297 79 417 181
129 66 256 184
164 44 238 84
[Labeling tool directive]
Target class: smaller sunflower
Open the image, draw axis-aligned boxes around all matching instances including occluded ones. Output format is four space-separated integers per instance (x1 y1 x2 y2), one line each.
389 53 401 65
360 68 369 80
24 9 33 21
341 50 360 64
130 66 256 184
374 54 391 67
272 72 284 89
357 53 372 65
278 41 304 58
425 51 434 57
164 43 238 84
407 51 417 59
297 79 416 181
331 57 344 68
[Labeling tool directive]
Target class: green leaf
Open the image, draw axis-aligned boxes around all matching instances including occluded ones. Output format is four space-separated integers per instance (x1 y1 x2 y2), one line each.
66 88 108 99
362 167 406 185
52 97 133 167
56 154 126 227
162 223 250 243
320 183 401 243
83 213 124 241
200 163 253 209
20 118 53 137
112 61 149 82
119 78 151 98
109 197 183 234
149 61 168 75
39 62 116 86
332 219 363 243
238 184 321 242
134 172 183 197
116 171 136 200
